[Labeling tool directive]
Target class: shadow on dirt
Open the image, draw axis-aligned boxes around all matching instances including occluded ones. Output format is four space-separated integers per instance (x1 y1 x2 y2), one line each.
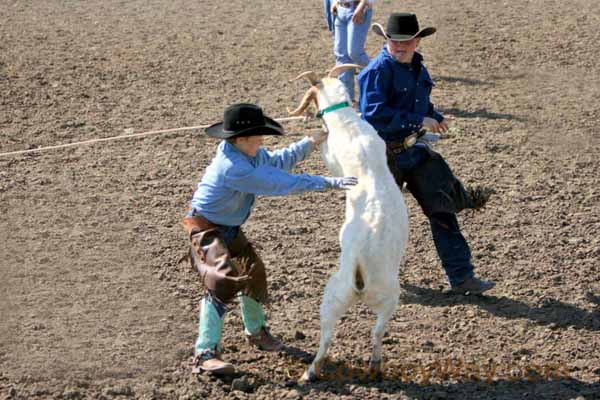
401 284 600 332
586 292 600 307
438 107 527 122
435 75 492 86
280 345 315 365
435 73 528 86
294 375 599 400
288 338 598 399
195 368 267 395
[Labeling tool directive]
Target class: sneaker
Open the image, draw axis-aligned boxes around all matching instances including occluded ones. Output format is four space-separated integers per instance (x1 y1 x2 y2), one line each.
191 350 235 375
246 327 284 351
449 276 496 295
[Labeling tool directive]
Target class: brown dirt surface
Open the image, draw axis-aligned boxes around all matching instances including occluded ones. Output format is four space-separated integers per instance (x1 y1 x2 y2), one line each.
1 0 599 399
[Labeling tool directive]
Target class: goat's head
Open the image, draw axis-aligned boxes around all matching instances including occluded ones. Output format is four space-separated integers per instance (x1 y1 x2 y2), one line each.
288 64 362 117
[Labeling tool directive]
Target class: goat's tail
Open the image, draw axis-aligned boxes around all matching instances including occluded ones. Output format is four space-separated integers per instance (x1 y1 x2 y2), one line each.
353 263 366 294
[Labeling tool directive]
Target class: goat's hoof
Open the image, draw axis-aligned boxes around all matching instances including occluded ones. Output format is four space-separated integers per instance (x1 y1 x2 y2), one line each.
300 368 319 382
368 360 383 381
368 359 381 372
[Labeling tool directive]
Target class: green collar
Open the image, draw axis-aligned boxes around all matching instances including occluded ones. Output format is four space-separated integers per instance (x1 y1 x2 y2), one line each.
316 101 351 118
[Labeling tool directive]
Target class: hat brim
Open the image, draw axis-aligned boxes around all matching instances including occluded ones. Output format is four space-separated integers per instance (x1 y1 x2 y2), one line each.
205 116 285 139
372 23 436 42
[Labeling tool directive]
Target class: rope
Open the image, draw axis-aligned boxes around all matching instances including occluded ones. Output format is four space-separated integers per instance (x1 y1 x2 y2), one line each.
0 115 308 158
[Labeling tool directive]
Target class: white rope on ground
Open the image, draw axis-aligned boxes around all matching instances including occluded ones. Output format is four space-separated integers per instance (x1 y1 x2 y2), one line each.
0 115 308 158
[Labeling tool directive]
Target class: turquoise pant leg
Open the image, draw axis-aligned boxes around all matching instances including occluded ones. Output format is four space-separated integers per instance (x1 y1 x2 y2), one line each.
239 295 266 335
195 297 225 354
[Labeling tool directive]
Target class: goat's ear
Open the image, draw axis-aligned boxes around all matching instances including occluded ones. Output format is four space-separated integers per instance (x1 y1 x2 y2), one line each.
291 71 321 86
328 64 363 79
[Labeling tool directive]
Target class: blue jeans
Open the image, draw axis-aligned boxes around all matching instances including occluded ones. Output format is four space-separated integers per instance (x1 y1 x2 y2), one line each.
430 213 474 287
333 5 372 102
393 146 474 286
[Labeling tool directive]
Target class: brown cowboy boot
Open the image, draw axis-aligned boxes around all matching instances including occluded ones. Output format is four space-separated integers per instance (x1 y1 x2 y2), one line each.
191 349 235 375
246 327 284 352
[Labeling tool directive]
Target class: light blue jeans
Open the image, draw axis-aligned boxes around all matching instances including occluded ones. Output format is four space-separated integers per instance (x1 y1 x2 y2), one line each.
333 4 372 102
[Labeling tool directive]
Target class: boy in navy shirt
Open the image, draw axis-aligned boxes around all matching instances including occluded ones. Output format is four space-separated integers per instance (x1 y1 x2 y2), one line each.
358 13 495 295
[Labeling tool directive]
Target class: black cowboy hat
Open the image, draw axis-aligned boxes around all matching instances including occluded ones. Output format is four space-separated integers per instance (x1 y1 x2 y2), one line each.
205 103 285 139
372 13 436 42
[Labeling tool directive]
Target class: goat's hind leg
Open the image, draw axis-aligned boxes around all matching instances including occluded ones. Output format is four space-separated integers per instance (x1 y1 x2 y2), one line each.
367 289 399 378
302 277 356 382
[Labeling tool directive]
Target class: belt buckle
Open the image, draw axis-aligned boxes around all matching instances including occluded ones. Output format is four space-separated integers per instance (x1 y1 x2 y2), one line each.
403 132 418 149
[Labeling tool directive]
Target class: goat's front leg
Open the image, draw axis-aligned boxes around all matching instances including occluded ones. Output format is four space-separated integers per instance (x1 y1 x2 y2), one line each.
368 294 398 377
320 138 344 177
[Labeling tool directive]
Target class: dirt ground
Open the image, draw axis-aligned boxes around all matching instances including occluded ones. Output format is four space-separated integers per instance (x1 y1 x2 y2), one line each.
1 0 599 399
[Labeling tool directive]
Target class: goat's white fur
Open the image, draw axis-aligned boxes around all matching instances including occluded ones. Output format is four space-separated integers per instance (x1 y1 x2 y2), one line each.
299 75 409 380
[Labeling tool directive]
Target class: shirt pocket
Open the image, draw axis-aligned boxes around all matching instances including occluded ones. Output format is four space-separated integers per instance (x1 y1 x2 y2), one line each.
392 70 414 96
414 76 433 114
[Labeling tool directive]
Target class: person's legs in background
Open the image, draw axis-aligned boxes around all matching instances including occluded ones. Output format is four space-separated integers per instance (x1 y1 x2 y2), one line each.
344 6 372 102
333 6 354 100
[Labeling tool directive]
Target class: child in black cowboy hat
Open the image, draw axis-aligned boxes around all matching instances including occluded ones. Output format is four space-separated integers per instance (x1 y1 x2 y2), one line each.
358 13 496 295
183 103 357 375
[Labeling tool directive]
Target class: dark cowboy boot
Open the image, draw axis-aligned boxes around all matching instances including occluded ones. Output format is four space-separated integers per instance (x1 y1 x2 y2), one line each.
449 276 496 295
246 327 284 352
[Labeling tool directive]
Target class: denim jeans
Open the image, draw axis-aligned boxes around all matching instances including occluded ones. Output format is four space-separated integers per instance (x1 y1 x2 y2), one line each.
333 5 372 102
393 146 474 286
429 213 474 287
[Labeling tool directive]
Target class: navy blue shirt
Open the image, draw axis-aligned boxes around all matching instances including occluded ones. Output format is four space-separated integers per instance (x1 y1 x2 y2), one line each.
357 47 444 143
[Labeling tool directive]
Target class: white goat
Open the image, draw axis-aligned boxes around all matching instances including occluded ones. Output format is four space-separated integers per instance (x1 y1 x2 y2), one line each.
289 65 409 381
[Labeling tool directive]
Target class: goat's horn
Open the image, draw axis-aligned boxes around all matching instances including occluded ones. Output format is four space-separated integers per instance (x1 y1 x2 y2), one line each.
288 86 318 117
328 64 363 79
291 71 321 86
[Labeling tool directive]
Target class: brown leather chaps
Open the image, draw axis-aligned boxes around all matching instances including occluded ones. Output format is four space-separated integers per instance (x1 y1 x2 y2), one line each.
183 215 267 304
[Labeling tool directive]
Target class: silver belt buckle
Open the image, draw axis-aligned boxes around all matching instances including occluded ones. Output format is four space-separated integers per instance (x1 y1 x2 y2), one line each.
403 133 418 149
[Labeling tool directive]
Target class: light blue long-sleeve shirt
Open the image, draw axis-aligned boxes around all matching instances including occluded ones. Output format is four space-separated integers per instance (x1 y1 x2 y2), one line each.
189 137 330 227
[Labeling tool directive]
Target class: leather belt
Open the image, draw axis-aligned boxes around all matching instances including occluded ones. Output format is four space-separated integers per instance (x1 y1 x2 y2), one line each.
183 212 217 238
338 1 362 8
387 130 426 154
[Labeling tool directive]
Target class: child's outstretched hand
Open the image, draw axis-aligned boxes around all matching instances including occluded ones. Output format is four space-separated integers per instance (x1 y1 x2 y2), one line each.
324 177 358 190
309 127 329 146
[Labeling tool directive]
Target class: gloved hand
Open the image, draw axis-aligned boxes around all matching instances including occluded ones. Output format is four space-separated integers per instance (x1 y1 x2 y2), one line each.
324 176 358 190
